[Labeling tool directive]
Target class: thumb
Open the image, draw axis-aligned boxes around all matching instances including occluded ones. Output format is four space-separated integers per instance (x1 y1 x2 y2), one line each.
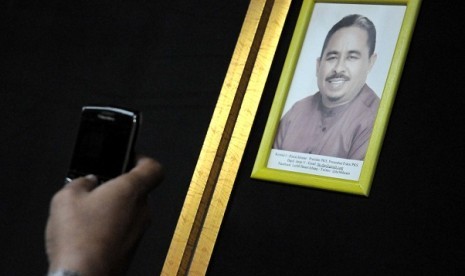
117 157 164 196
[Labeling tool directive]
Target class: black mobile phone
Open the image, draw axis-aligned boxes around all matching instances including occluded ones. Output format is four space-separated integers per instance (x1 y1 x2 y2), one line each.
65 105 141 184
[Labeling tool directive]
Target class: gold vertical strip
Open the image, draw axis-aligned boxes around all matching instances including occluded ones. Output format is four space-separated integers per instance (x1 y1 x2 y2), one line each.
161 1 275 275
188 1 291 275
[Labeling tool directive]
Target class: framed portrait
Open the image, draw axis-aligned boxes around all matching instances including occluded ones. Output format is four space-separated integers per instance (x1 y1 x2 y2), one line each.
252 0 421 196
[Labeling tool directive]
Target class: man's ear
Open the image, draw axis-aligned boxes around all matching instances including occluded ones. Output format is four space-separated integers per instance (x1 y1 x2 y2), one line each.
368 53 377 72
316 57 321 76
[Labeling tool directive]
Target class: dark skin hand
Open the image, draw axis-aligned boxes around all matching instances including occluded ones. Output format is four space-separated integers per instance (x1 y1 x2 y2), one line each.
45 157 164 276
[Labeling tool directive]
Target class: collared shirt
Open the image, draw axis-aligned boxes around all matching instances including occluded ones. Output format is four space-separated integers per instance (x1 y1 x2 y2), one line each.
273 84 380 160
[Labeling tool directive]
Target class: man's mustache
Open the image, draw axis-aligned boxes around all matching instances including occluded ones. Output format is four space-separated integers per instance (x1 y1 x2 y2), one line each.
326 73 350 82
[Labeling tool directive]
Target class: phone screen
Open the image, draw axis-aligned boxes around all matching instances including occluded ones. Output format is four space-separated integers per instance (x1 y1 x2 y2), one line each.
67 106 139 182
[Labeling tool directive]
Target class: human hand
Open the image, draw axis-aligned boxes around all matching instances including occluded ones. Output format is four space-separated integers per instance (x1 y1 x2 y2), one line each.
45 156 164 276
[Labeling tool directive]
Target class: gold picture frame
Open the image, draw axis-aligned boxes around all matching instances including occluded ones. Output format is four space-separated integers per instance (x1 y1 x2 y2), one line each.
252 0 422 196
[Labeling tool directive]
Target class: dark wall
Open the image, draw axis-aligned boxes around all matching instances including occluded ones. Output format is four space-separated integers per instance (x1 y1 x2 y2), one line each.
1 1 464 275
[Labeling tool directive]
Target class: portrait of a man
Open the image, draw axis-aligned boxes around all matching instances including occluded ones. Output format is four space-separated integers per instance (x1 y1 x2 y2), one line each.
273 14 379 161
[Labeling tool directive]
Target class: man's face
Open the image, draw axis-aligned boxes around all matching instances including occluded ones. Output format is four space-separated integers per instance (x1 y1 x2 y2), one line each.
316 26 377 108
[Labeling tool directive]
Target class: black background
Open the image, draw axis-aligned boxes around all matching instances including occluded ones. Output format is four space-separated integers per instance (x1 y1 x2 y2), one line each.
1 1 464 275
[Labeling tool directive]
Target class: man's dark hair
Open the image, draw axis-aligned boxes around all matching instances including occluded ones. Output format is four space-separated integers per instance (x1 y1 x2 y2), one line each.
320 14 376 58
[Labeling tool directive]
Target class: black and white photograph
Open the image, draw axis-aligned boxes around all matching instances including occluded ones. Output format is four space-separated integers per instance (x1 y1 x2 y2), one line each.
267 3 406 181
